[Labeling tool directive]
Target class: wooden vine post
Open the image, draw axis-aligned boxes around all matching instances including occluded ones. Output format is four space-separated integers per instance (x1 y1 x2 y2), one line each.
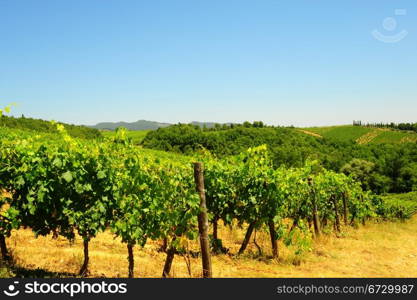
193 162 213 278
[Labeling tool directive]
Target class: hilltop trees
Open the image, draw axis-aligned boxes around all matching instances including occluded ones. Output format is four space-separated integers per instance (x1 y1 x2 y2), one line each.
0 115 102 139
353 120 417 133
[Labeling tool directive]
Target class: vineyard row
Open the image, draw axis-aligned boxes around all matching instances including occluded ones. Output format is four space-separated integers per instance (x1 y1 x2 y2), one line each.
0 128 408 277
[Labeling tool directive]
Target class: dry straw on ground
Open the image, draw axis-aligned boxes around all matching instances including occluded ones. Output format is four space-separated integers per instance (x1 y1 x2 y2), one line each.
6 216 417 278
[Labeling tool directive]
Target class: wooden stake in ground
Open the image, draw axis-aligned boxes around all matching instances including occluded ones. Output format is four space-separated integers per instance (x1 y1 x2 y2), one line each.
193 162 212 278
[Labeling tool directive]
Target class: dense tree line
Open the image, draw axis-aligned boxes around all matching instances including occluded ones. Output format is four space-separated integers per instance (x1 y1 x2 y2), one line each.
0 115 102 139
183 120 281 132
141 124 417 194
353 120 417 133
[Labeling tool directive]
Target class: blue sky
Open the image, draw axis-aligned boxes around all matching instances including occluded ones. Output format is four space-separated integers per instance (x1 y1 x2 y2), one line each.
1 0 416 126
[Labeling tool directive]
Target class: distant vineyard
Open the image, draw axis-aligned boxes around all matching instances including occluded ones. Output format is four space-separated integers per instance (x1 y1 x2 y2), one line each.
0 127 415 278
303 125 417 144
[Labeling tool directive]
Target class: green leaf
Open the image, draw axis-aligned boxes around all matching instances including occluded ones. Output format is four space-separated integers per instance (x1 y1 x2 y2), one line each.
52 158 63 167
97 170 106 179
98 203 106 213
62 171 73 183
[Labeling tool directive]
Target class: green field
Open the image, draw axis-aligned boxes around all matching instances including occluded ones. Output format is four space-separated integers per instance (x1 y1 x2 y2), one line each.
303 125 373 142
302 125 417 144
371 130 417 144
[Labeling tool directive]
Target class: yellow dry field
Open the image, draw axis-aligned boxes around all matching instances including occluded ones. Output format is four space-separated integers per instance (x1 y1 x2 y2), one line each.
6 216 417 278
355 128 386 145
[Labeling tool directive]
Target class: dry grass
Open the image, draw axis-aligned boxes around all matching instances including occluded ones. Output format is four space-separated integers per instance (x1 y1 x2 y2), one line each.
5 216 417 278
297 130 323 138
355 128 385 144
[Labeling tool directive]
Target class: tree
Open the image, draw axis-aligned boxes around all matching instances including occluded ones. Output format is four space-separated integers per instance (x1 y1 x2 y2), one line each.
341 159 375 191
243 121 252 128
397 163 417 192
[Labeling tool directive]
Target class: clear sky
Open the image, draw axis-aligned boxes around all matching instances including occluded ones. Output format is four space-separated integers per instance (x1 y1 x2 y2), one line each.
1 0 416 127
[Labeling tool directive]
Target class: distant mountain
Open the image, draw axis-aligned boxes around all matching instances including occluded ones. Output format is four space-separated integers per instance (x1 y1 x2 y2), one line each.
89 120 236 131
89 120 172 131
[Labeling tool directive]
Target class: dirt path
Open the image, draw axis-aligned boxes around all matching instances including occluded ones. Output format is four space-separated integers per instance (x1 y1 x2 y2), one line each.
297 129 323 138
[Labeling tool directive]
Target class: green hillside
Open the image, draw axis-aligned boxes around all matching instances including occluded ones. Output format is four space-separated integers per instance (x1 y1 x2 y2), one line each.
303 125 417 144
141 123 417 194
371 130 417 144
0 115 102 139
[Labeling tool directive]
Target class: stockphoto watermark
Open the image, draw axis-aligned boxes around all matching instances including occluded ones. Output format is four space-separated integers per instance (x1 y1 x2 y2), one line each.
277 283 415 296
372 9 408 43
1 281 128 298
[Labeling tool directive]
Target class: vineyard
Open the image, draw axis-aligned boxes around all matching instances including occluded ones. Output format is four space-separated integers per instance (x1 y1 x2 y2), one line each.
0 125 416 278
302 125 417 144
101 130 150 145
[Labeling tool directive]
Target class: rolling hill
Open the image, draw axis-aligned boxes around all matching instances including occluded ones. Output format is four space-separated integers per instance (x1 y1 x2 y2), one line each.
0 115 101 139
302 125 417 144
